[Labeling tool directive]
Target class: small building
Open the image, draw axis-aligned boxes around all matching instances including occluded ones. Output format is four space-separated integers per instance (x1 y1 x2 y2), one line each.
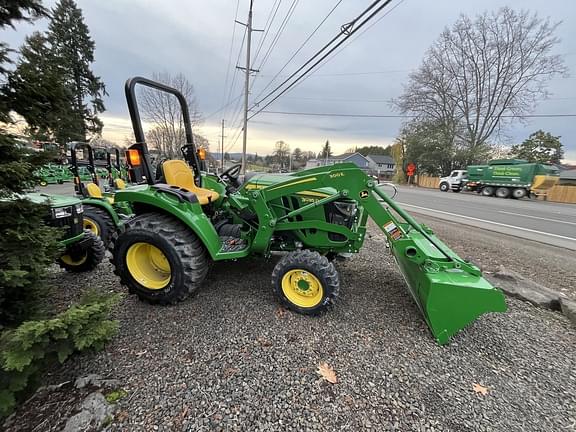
304 152 371 171
366 154 395 179
559 168 576 185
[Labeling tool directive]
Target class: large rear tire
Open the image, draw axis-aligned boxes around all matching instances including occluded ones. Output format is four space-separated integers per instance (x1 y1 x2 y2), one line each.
512 188 527 199
58 230 105 273
481 186 495 196
272 250 339 315
111 213 208 305
83 205 116 246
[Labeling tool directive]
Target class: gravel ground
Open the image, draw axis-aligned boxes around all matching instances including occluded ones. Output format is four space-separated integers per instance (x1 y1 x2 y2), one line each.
5 223 576 432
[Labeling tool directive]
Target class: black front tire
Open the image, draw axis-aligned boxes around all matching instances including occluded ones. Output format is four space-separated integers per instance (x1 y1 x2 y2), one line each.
58 230 105 273
439 183 449 192
272 250 339 315
111 213 209 305
83 205 116 247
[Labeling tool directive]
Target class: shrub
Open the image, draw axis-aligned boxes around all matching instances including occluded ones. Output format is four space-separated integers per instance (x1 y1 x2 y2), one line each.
0 292 120 417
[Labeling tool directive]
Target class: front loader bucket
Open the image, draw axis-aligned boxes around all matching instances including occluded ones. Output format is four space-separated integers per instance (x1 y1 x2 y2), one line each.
390 233 507 345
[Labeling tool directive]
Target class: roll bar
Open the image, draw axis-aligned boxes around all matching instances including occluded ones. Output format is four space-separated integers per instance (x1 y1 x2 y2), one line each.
124 76 201 185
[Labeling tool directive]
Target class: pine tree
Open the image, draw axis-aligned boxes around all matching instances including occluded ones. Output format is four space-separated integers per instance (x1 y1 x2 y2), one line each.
7 32 76 142
47 0 106 141
320 140 332 159
0 1 61 326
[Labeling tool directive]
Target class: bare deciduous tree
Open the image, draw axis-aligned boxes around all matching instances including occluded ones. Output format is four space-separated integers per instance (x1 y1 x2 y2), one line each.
394 7 567 163
273 140 290 168
140 72 203 159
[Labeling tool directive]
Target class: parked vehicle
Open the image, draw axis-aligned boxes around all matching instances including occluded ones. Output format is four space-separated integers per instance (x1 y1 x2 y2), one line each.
68 142 132 246
25 193 105 272
439 170 467 192
439 159 560 198
109 77 507 345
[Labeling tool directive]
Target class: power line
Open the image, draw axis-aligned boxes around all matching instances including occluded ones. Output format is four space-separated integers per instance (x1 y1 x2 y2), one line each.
249 0 397 119
252 0 283 65
224 26 248 119
204 94 243 121
258 69 409 78
253 0 344 102
300 0 406 80
259 110 576 118
221 0 241 108
254 0 300 75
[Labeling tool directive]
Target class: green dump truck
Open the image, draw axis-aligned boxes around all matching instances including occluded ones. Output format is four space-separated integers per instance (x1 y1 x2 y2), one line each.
440 159 560 198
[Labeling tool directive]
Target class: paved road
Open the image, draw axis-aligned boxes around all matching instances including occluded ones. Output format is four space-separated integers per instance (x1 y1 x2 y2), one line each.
384 185 576 251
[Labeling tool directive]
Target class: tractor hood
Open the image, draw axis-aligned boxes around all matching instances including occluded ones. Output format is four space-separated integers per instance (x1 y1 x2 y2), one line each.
21 192 81 208
241 172 336 198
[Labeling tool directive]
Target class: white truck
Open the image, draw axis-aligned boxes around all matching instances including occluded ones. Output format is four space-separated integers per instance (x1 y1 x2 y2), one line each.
439 170 467 192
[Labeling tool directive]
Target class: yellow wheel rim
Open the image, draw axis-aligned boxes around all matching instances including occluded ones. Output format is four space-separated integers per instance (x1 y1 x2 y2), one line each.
126 242 171 290
281 269 323 308
83 217 100 236
61 253 87 266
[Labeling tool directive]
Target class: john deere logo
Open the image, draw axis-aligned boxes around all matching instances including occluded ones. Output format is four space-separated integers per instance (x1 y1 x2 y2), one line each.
359 190 369 199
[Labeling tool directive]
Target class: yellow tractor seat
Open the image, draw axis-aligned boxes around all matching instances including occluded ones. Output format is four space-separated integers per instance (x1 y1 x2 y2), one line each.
86 183 103 198
85 183 114 204
161 160 219 205
114 178 126 189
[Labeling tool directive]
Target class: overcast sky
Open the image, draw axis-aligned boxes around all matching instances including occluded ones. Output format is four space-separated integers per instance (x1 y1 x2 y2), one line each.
3 0 575 161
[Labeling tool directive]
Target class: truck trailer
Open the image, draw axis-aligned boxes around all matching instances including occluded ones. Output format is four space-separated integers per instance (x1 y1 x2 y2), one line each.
439 159 560 198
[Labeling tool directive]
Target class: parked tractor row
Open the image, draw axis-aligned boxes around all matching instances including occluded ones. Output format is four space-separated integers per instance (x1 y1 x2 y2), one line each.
439 159 560 198
17 77 509 346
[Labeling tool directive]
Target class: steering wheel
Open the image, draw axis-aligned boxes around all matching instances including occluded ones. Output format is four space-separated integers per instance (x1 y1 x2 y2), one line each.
219 163 242 188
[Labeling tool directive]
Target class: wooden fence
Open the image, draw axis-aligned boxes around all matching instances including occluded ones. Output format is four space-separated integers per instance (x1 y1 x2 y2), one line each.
416 175 576 204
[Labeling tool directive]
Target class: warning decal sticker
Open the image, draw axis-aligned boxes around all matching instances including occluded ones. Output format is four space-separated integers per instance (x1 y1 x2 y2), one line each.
383 221 402 241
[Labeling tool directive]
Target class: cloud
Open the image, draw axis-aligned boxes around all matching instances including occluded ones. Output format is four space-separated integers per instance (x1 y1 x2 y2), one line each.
3 0 575 159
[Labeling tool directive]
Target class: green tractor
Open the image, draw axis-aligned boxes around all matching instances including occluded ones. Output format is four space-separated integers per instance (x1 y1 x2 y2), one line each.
68 142 131 246
111 77 507 345
25 192 105 272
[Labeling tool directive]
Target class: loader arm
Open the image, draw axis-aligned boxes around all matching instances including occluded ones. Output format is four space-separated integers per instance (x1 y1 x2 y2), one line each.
248 163 506 344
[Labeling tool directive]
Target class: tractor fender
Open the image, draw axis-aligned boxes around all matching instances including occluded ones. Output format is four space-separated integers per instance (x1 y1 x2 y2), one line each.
114 188 222 259
81 197 121 226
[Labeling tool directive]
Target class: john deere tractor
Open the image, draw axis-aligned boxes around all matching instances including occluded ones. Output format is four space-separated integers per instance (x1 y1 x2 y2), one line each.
111 77 507 345
25 192 105 272
68 142 131 246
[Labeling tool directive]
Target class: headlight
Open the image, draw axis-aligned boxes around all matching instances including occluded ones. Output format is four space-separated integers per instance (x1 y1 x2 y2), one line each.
75 203 83 214
52 206 72 218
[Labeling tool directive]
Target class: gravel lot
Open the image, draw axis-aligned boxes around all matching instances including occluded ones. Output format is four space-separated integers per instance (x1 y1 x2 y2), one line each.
5 221 576 431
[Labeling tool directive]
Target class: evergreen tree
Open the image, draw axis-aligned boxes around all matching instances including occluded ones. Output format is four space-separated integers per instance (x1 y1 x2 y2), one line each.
47 0 106 141
0 0 60 325
320 140 332 159
0 0 46 76
7 32 76 142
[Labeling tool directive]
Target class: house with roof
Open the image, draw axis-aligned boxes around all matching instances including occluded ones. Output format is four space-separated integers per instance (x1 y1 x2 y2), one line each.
366 154 396 179
304 152 372 171
559 166 576 185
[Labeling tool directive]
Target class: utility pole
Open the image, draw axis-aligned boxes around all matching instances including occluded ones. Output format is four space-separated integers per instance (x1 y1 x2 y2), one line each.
236 0 262 176
220 119 225 173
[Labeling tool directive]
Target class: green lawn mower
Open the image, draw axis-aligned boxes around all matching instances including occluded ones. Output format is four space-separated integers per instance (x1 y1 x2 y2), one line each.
68 142 131 246
35 163 72 186
111 77 507 345
25 192 105 272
